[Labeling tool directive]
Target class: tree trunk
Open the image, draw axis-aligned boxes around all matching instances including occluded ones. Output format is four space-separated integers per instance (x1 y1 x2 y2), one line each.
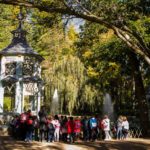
128 52 149 136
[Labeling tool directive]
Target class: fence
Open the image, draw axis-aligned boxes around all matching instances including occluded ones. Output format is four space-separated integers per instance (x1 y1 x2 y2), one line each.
128 128 143 138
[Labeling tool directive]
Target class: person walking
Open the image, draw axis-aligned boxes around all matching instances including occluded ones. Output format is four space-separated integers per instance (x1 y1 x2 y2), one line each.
89 116 98 141
25 116 34 142
122 116 129 139
52 115 61 142
74 117 81 141
101 115 111 141
116 115 123 140
47 116 55 142
66 117 75 143
82 116 90 141
38 106 47 142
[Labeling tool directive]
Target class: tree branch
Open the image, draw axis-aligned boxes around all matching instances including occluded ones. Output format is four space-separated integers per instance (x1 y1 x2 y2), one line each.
1 0 150 64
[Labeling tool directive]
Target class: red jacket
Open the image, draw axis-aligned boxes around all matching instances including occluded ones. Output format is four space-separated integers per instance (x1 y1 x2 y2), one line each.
66 120 75 134
74 119 81 133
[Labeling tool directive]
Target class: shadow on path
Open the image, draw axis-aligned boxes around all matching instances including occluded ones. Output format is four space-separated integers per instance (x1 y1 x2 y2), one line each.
0 136 150 150
71 140 150 150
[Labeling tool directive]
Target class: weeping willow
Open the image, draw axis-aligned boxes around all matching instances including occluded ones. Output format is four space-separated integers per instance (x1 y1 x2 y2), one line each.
37 24 103 114
43 54 103 115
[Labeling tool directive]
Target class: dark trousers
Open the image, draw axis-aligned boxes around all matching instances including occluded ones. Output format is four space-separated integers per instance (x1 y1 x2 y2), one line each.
90 128 97 141
26 130 33 141
83 129 90 141
67 133 75 143
47 130 54 142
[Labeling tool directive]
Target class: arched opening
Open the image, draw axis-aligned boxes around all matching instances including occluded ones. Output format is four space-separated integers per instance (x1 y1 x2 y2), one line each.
3 84 16 112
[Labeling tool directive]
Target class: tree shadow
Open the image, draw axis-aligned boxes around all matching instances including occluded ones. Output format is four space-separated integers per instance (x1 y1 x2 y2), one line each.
0 136 64 150
69 140 150 150
0 136 150 150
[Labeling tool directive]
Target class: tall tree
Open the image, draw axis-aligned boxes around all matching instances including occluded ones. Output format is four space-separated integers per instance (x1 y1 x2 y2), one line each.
0 0 150 65
76 22 150 135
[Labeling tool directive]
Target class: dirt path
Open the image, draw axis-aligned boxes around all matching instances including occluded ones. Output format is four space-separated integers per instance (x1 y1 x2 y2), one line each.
0 136 150 150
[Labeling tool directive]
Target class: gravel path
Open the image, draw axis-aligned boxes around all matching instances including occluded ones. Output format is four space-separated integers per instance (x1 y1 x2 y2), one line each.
0 136 150 150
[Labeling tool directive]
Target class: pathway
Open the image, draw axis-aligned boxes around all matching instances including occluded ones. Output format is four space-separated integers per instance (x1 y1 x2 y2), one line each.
0 136 150 150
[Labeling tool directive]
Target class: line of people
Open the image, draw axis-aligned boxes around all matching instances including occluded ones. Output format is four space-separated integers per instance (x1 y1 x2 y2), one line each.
9 109 129 143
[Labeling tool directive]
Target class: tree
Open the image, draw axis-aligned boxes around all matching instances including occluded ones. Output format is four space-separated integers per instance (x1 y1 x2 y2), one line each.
0 0 150 65
76 22 150 135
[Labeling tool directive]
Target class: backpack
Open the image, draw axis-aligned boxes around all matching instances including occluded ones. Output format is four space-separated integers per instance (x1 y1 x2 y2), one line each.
40 116 46 123
100 120 105 129
84 119 89 129
20 113 27 123
48 123 55 131
90 118 97 128
27 119 33 125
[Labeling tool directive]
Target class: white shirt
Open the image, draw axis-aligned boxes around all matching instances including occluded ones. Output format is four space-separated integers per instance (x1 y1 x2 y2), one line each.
102 118 110 131
122 120 129 130
52 120 60 129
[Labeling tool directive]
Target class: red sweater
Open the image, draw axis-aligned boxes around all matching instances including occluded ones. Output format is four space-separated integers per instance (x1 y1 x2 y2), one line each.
66 120 75 134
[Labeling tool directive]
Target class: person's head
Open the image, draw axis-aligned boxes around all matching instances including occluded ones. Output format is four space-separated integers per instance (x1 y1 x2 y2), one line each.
48 116 52 121
118 115 123 120
104 115 108 119
27 109 31 113
70 117 73 121
41 105 45 111
123 116 127 121
61 115 64 120
54 115 59 120
75 117 79 120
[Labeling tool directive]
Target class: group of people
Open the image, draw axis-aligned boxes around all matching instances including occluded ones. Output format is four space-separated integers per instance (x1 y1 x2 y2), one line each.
9 107 129 143
116 115 129 140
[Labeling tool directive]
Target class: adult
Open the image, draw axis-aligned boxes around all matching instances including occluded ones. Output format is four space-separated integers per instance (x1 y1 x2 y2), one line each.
25 116 34 142
89 116 98 141
101 115 111 140
82 116 90 141
66 117 75 143
122 116 129 139
47 116 55 142
38 106 47 142
74 117 81 141
116 115 123 140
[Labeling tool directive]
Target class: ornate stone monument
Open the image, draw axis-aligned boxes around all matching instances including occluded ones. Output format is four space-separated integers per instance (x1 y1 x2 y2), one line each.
0 9 44 115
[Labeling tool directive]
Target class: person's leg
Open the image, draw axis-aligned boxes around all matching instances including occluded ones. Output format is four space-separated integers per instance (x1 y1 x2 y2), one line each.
104 130 109 140
29 130 33 141
117 129 119 139
51 133 54 142
25 130 29 142
40 130 44 142
108 131 111 139
56 129 59 141
124 130 128 139
83 130 86 141
120 129 123 139
54 130 57 141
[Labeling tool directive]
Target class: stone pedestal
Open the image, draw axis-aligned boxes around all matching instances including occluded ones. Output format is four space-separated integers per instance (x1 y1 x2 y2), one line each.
15 82 22 114
0 83 4 113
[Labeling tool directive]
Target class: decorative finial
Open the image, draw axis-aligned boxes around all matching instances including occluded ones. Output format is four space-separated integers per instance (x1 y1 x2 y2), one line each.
17 6 24 21
17 6 24 29
11 6 27 43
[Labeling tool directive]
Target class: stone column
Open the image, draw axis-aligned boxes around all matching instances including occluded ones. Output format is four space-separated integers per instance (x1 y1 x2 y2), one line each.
0 57 5 113
37 90 41 116
0 82 4 113
15 62 22 114
15 81 22 113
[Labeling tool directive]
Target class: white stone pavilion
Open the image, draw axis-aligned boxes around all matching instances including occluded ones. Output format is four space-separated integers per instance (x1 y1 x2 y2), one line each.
0 10 44 115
